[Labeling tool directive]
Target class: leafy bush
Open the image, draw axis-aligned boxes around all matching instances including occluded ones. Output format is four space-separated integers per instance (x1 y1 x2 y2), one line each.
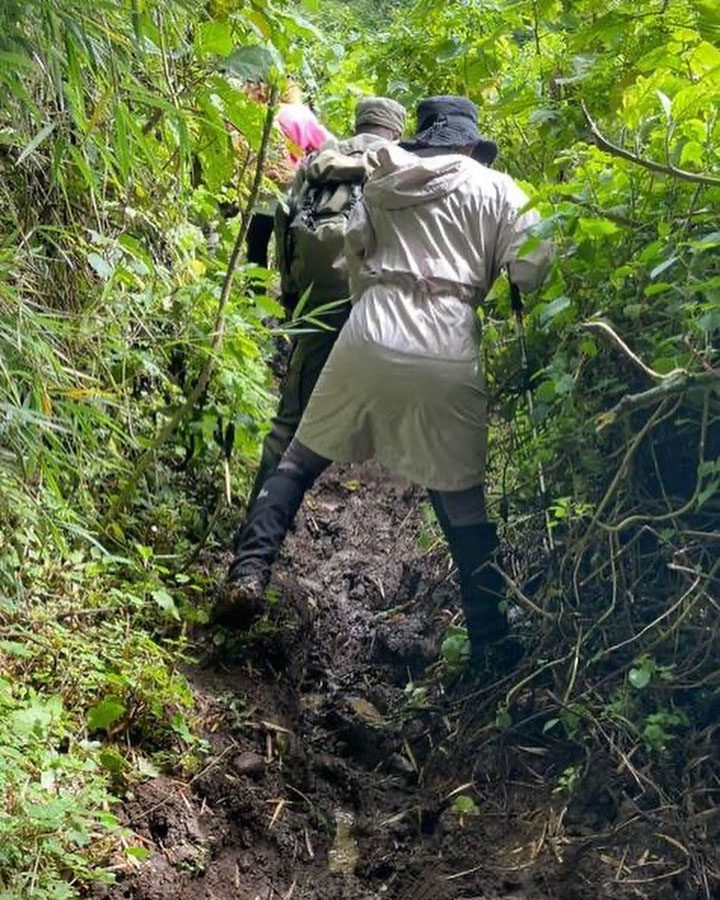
1 0 718 893
0 682 119 896
0 0 306 893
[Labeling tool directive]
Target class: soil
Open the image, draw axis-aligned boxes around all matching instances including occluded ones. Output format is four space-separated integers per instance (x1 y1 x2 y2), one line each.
101 463 707 900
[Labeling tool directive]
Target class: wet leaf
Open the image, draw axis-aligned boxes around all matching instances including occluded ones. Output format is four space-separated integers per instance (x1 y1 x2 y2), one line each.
650 256 678 280
151 588 179 619
87 252 114 280
540 295 571 326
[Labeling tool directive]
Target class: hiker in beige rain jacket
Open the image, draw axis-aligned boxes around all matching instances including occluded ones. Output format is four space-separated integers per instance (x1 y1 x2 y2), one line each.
217 96 553 672
296 142 549 490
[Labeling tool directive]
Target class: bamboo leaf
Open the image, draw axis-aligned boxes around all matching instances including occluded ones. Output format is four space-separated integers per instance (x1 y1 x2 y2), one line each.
16 123 56 165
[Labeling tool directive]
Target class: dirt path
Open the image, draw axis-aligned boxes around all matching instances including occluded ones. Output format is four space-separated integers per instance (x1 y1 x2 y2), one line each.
103 464 676 900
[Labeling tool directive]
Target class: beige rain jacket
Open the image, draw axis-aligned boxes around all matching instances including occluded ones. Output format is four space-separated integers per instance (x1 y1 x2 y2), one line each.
296 144 553 491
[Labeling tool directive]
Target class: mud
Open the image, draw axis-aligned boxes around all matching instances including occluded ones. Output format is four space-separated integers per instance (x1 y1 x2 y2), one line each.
102 463 702 900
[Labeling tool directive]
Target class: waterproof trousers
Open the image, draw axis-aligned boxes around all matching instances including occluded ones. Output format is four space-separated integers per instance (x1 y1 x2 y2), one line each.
241 305 351 515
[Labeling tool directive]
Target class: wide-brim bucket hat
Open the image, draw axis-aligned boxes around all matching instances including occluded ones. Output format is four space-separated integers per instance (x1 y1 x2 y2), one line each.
401 95 497 165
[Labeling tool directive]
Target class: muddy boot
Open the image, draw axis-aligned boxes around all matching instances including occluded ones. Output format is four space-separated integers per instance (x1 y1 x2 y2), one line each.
212 570 269 628
446 522 523 673
213 442 330 629
461 572 520 674
212 472 304 629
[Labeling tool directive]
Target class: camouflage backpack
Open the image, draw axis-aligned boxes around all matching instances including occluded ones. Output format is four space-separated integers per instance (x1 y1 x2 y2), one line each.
275 145 372 312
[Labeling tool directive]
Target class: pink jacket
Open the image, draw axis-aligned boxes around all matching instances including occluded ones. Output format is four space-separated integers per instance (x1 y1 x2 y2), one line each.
276 103 332 166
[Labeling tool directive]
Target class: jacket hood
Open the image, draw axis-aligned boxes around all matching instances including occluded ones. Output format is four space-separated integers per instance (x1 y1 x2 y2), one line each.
364 144 473 210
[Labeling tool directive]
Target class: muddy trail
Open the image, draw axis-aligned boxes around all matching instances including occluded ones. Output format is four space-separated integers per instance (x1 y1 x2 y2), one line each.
103 464 688 900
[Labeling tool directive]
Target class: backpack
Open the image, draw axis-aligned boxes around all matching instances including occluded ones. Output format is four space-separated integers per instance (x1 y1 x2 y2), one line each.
275 145 371 312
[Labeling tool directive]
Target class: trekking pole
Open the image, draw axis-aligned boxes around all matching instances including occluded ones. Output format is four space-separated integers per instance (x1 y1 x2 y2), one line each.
509 280 555 552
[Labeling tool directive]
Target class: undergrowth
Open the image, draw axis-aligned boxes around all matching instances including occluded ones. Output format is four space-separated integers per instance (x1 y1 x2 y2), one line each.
0 0 285 891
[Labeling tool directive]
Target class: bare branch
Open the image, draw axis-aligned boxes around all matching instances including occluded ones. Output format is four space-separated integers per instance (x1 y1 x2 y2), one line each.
597 371 720 428
581 319 685 381
581 101 720 187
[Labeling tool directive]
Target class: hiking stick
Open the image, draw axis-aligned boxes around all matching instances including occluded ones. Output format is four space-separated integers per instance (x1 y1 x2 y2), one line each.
509 281 555 552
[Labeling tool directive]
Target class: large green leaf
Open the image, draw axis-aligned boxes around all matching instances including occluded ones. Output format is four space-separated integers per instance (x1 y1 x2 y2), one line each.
220 44 284 81
195 21 234 56
86 697 126 731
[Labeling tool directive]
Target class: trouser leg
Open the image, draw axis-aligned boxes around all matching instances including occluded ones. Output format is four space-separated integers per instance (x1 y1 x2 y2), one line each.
244 419 295 516
239 318 348 526
428 486 509 653
228 440 331 581
246 212 275 269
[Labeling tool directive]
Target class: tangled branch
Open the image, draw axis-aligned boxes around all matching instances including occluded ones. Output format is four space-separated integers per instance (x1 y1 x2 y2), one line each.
598 371 719 426
581 319 720 429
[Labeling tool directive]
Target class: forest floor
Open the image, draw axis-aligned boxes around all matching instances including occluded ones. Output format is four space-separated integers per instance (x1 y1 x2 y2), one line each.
100 463 696 900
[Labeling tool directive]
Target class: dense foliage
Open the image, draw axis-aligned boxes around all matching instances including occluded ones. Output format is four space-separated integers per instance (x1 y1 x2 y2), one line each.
0 0 295 892
0 0 717 895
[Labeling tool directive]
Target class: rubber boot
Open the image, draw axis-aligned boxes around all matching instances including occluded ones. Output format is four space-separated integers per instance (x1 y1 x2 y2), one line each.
241 445 285 525
444 522 522 672
213 468 309 629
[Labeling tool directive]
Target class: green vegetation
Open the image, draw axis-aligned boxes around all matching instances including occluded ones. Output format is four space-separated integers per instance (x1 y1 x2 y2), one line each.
0 0 285 891
0 0 718 895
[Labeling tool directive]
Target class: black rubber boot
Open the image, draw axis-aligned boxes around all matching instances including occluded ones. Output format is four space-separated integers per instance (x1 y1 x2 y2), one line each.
214 469 309 629
442 522 522 672
229 467 308 577
448 522 506 630
215 441 330 629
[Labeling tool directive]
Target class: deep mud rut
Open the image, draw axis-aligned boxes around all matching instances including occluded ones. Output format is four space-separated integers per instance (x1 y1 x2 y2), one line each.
103 463 692 900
